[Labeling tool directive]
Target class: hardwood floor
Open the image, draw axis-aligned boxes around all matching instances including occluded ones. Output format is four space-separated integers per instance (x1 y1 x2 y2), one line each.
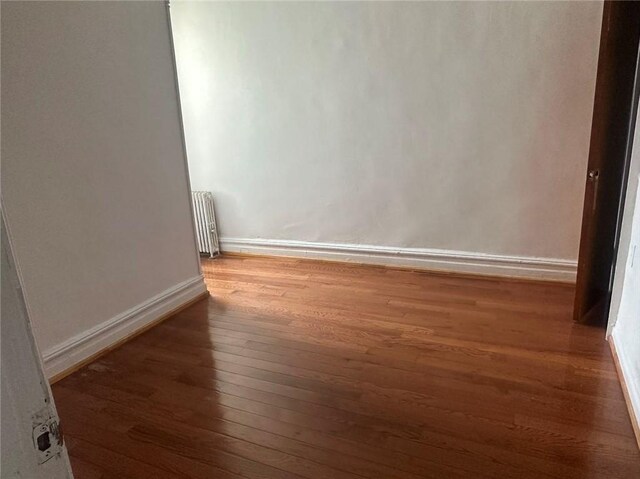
52 255 640 478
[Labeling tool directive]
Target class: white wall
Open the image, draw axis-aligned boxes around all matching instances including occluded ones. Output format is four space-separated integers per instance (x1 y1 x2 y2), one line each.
609 109 640 442
1 1 205 377
171 1 602 278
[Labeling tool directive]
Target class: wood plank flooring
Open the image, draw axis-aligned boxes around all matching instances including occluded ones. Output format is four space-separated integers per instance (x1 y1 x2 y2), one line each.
52 255 640 478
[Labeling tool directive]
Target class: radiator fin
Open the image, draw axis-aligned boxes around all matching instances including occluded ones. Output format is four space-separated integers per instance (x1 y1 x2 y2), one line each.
191 191 220 258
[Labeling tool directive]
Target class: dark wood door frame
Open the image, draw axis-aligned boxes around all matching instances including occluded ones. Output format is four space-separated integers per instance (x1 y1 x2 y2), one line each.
573 1 640 325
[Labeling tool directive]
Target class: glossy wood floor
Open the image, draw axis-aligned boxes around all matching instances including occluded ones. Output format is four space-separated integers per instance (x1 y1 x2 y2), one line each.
52 255 640 479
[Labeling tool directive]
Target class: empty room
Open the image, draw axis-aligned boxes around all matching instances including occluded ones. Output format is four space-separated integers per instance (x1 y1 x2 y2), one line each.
2 1 640 478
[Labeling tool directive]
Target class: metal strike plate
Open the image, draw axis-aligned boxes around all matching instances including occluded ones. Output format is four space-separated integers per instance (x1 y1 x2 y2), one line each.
32 408 63 464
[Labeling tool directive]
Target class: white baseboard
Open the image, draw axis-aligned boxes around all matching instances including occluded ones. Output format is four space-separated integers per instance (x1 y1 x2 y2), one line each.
610 333 640 449
43 275 207 380
220 238 577 282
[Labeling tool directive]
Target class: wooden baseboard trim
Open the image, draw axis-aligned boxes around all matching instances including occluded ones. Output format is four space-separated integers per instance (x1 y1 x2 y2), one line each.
609 337 640 450
48 290 209 385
